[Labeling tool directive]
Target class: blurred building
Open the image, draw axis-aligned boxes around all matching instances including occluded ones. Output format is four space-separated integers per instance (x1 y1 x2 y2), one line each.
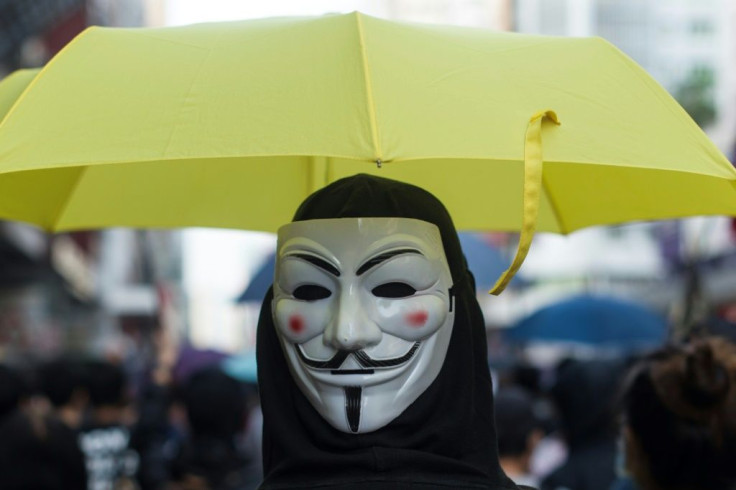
0 0 183 362
88 0 144 27
515 0 735 150
148 0 513 30
377 0 513 30
0 223 78 360
0 0 145 75
3 0 736 357
515 0 724 91
0 0 85 74
506 0 736 329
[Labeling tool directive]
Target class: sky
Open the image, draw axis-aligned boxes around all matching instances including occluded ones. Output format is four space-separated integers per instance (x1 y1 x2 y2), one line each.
164 0 375 26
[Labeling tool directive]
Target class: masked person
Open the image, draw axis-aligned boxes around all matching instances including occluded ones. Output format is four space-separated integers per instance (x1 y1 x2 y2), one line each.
257 174 525 489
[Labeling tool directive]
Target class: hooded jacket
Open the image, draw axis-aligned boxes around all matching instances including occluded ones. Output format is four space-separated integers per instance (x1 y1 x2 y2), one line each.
256 174 522 490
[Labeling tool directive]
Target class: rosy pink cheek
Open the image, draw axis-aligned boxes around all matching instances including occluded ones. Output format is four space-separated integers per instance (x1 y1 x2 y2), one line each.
406 310 428 328
289 315 305 334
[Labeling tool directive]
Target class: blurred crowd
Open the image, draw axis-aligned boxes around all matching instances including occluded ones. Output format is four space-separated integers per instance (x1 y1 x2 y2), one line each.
495 329 736 490
0 327 735 490
0 350 263 490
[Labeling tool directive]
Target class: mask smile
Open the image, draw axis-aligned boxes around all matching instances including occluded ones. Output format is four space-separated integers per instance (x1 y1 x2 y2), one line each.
295 341 422 374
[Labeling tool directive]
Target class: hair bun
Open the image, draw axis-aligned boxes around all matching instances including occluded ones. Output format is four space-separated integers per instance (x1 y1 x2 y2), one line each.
683 342 730 409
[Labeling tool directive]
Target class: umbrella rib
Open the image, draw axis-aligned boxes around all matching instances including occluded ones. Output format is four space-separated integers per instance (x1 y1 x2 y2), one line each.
51 166 89 231
355 13 383 162
541 173 569 234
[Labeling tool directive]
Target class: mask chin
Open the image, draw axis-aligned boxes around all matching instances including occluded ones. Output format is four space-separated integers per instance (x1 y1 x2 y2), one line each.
272 217 455 433
278 309 454 433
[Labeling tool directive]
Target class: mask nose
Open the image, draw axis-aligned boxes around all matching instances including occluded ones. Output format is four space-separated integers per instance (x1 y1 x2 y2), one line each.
325 284 381 351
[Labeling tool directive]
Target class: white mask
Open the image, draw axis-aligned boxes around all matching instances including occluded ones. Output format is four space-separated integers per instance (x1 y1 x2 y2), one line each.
272 217 455 433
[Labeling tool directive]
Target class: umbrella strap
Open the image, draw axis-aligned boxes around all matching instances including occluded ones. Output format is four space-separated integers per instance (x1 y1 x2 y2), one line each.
490 110 560 295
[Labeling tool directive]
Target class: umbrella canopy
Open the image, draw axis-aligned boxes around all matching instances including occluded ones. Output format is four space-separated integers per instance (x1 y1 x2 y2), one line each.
236 252 276 304
506 295 668 351
0 14 734 291
0 69 39 120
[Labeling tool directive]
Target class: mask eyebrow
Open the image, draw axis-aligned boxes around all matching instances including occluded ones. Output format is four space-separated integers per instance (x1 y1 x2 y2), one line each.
288 253 341 277
356 248 422 276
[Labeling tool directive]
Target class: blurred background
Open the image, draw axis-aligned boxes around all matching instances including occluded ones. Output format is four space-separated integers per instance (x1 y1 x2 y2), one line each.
2 0 736 374
2 2 736 489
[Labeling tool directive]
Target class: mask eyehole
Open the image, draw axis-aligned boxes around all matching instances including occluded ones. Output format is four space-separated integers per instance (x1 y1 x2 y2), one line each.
293 285 332 301
372 282 417 298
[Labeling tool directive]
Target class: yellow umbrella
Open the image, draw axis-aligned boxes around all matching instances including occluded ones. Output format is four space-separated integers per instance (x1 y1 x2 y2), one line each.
0 68 39 120
0 13 734 293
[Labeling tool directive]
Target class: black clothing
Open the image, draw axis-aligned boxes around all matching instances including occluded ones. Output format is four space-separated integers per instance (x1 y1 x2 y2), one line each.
171 435 258 490
540 436 616 490
170 368 260 490
133 382 178 490
0 409 87 490
79 422 140 490
541 358 629 490
256 175 519 489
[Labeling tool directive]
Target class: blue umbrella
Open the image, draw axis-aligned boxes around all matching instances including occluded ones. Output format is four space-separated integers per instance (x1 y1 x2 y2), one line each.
222 350 258 384
506 295 668 351
457 232 517 291
236 253 276 303
236 232 514 303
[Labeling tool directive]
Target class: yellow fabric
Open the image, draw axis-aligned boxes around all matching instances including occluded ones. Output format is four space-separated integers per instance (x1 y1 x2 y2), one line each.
0 68 39 121
491 110 559 295
0 13 735 291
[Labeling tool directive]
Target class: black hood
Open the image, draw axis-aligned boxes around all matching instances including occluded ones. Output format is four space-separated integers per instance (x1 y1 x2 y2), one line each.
256 174 518 489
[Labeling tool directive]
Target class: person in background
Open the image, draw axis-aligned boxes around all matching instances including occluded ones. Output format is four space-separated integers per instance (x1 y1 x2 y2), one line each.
495 386 544 488
0 362 87 489
169 366 255 490
132 314 185 490
541 358 630 490
499 363 567 482
0 364 28 420
38 357 89 429
79 359 140 490
619 336 736 490
0 406 89 489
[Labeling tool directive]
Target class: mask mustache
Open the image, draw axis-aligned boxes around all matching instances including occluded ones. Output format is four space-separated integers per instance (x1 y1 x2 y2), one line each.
296 341 421 369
